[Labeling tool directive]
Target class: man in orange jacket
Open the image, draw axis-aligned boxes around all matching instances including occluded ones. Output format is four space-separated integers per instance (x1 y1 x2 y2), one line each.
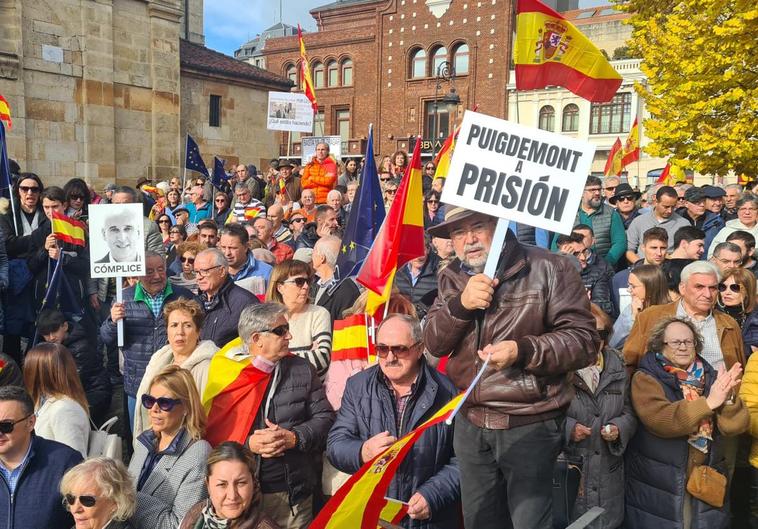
301 142 337 204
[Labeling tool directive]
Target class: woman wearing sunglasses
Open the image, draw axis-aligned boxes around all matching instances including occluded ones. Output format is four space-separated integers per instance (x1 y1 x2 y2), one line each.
156 213 173 245
63 178 91 222
423 190 443 228
169 241 207 294
167 224 188 265
179 442 280 529
23 342 90 457
60 457 136 529
716 268 758 357
129 365 211 529
133 299 218 436
212 191 232 225
266 259 332 379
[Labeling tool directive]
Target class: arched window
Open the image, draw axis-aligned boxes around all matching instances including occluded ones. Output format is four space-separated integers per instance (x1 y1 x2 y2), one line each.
327 60 339 87
285 64 297 87
313 61 325 88
453 43 469 74
538 105 555 131
341 59 353 86
562 103 579 132
410 48 426 79
431 46 448 75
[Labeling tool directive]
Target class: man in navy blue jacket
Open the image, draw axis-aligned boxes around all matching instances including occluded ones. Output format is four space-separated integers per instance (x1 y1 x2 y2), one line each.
327 314 460 529
0 386 82 529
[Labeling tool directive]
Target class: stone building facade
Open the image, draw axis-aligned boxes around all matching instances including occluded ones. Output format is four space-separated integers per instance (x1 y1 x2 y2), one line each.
0 0 288 190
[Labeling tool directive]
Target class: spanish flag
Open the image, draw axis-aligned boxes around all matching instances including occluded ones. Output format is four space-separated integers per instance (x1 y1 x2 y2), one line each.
356 137 425 299
378 498 408 527
51 211 86 247
603 138 623 177
514 0 622 103
202 338 272 447
310 393 463 529
657 163 687 186
297 25 318 113
332 314 374 362
432 132 456 180
0 95 12 129
621 117 640 166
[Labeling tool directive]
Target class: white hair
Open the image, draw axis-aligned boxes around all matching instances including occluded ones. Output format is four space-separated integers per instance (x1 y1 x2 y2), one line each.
680 260 720 284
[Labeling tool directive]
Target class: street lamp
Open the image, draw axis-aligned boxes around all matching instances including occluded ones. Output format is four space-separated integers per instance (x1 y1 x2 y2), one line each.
432 60 460 159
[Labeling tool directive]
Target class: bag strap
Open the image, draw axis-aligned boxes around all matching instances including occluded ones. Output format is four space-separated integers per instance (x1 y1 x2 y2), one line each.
92 416 119 433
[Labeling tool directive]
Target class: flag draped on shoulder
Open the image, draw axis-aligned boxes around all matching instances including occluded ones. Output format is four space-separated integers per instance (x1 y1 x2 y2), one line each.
310 393 464 529
621 117 640 166
603 138 623 177
336 126 386 280
52 211 87 247
185 134 209 178
298 25 318 113
513 0 622 103
202 338 272 447
356 137 425 299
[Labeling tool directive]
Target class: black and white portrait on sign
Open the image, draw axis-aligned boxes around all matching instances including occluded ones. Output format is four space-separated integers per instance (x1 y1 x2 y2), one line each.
89 203 146 278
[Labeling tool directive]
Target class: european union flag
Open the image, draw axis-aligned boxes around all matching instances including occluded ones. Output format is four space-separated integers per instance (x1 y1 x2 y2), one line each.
185 134 209 177
335 126 385 280
211 156 229 191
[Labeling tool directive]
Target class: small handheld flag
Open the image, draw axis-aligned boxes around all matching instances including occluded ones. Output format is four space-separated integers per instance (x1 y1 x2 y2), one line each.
52 211 87 247
0 95 12 129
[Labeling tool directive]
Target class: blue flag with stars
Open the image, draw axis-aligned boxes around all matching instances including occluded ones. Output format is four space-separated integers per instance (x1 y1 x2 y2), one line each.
185 134 209 177
335 126 385 280
211 156 229 191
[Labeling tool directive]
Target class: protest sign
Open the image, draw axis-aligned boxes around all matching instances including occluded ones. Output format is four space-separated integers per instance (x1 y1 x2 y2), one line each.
440 110 596 235
88 203 146 279
266 92 314 133
302 135 342 163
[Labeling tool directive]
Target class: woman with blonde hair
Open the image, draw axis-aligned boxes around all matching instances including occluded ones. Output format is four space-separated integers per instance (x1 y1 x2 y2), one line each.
23 342 90 456
133 299 218 436
61 457 136 529
128 365 212 529
716 267 758 356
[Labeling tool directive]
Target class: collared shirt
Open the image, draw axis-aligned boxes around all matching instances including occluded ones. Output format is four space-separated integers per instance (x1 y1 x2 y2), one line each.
676 300 724 370
136 428 187 491
379 370 420 433
0 438 33 495
231 251 272 285
134 281 173 318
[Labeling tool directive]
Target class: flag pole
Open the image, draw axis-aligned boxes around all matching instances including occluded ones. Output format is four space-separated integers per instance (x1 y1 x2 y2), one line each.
445 354 491 425
0 121 18 236
181 134 189 199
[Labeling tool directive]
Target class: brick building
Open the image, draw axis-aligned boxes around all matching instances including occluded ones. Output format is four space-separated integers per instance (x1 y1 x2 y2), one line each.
262 0 533 161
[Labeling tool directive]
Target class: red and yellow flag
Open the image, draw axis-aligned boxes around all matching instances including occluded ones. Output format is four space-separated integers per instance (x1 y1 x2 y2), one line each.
51 211 87 247
432 132 456 180
657 163 687 186
0 95 12 129
297 25 318 113
332 314 374 362
311 393 464 529
513 0 622 103
621 117 640 166
377 498 409 527
202 338 272 447
356 138 425 298
603 138 623 177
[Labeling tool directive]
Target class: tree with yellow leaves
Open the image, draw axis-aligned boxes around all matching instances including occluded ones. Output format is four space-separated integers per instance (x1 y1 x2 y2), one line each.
615 0 757 177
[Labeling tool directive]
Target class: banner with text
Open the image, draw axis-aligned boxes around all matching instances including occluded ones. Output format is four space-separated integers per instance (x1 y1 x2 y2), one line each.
266 92 314 133
89 203 147 278
440 110 595 235
302 135 342 163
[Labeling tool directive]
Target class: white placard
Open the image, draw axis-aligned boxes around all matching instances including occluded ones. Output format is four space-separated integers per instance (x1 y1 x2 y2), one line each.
88 203 146 278
440 110 596 235
301 135 342 164
266 92 314 133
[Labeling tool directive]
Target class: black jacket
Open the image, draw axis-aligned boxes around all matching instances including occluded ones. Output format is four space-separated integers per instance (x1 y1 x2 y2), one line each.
56 321 110 399
395 253 440 319
295 223 319 250
315 277 361 323
199 277 259 347
580 258 615 317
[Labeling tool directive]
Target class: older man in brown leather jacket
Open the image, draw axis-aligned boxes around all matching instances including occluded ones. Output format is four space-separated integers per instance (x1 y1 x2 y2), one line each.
424 205 599 529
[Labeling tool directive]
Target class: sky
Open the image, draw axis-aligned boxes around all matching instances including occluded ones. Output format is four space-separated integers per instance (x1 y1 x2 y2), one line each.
204 0 611 56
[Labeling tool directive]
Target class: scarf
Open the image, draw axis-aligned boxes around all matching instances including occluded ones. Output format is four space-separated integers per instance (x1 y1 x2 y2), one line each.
720 303 746 328
656 353 713 453
201 502 229 529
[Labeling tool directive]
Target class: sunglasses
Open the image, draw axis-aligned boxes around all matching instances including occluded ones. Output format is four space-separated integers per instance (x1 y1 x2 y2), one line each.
141 394 183 412
426 199 439 204
617 196 635 202
380 177 391 182
375 342 420 358
180 256 195 264
718 283 741 293
385 189 397 195
215 198 226 203
283 277 309 288
0 414 32 434
63 494 98 508
291 217 306 223
19 185 40 193
425 166 435 171
170 230 181 235
158 219 170 224
260 323 290 337
69 194 85 200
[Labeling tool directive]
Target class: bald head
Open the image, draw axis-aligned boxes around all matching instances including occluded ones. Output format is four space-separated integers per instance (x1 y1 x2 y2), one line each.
267 204 285 229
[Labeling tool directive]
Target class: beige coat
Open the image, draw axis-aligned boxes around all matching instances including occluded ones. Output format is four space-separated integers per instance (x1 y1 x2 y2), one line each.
133 339 218 437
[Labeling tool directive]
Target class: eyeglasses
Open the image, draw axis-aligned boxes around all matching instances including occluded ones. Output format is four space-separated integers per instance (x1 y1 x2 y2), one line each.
283 277 309 288
169 230 182 235
194 265 222 278
385 189 397 195
375 342 421 358
584 187 602 194
0 414 33 434
141 394 183 412
69 194 85 200
425 166 435 171
63 494 97 508
617 196 635 202
19 185 40 194
260 323 290 337
291 217 306 224
739 207 758 213
426 199 439 204
380 177 391 182
158 219 170 224
180 256 195 264
604 186 617 192
664 339 696 349
450 221 493 242
718 283 741 293
215 198 226 203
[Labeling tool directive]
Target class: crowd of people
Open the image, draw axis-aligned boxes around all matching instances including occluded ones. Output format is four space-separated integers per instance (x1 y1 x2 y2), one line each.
1 143 758 529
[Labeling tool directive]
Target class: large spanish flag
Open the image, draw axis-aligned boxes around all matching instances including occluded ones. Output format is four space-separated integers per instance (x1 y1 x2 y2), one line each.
297 25 318 113
311 393 463 529
202 338 272 447
603 137 623 177
621 117 640 166
356 138 425 297
51 211 87 247
514 0 622 103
